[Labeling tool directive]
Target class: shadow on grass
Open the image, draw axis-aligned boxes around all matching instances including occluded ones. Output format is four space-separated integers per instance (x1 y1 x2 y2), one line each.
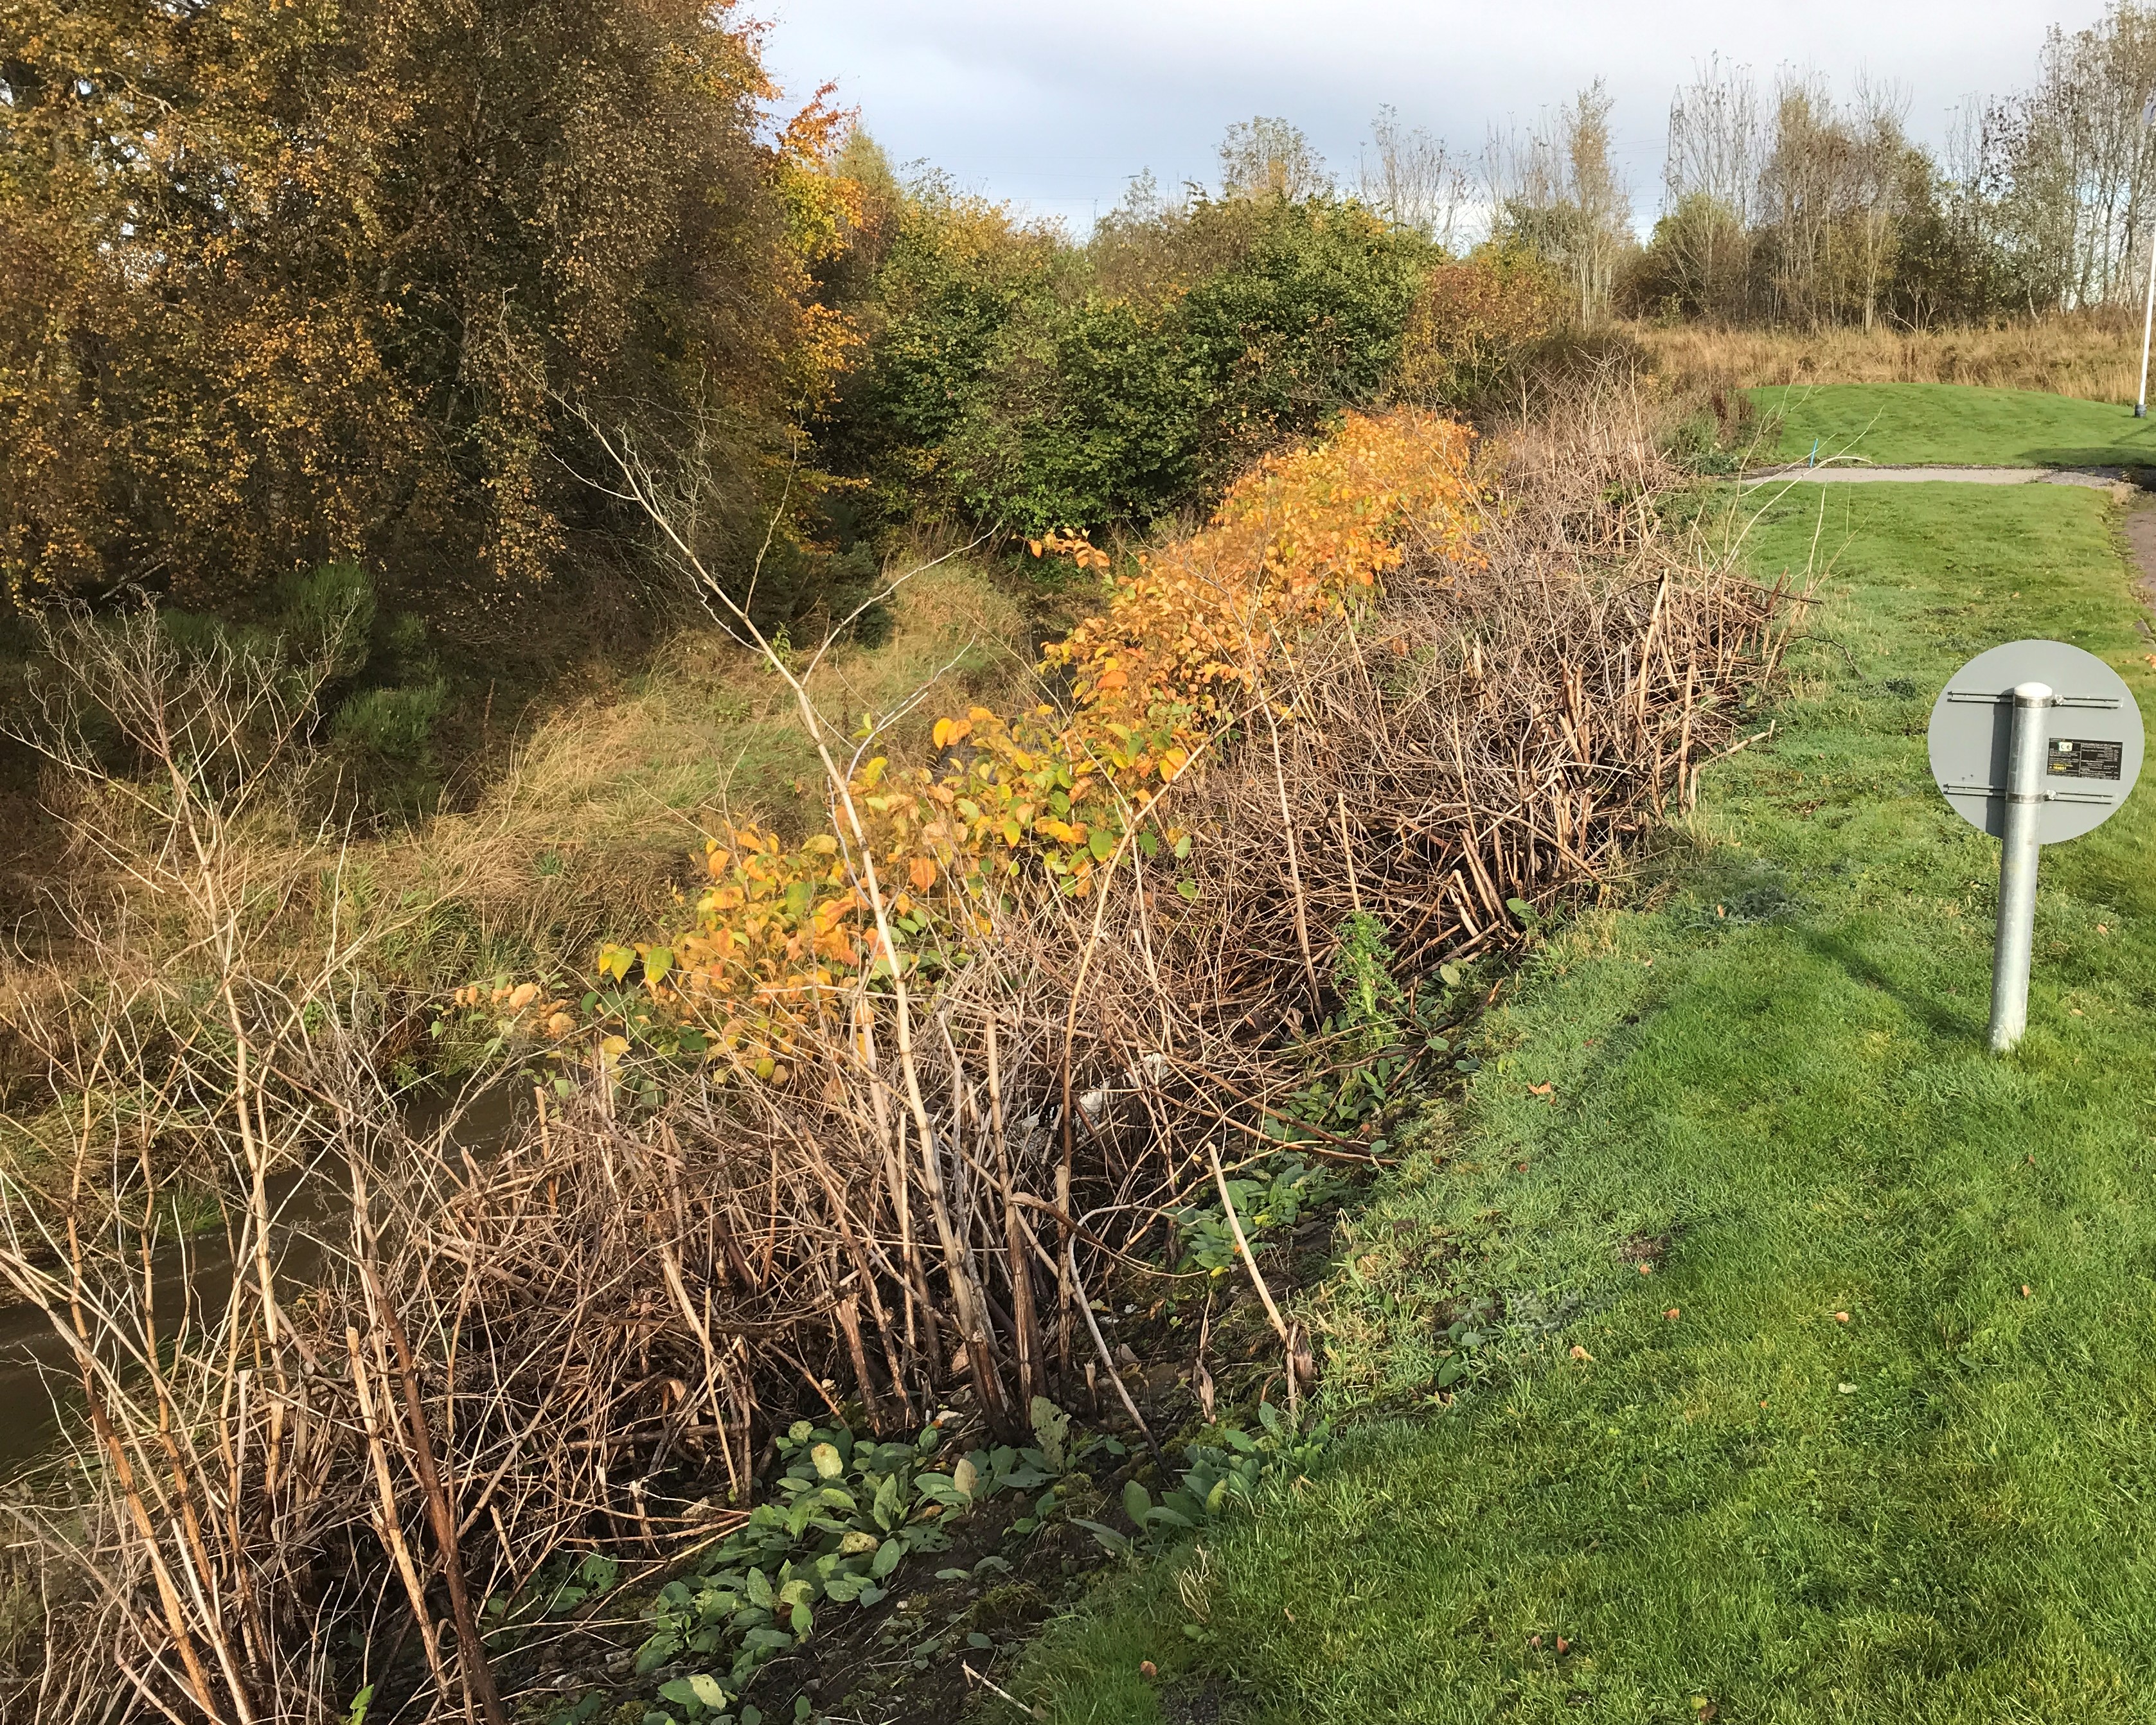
1794 923 1977 1045
2019 447 2156 470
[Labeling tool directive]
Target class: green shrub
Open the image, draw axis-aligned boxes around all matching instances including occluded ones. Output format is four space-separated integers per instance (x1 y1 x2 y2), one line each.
331 681 445 760
271 562 376 680
829 188 1435 538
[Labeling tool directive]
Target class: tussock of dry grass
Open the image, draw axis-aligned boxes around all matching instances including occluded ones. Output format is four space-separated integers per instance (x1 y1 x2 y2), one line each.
1629 313 2142 402
388 562 1041 975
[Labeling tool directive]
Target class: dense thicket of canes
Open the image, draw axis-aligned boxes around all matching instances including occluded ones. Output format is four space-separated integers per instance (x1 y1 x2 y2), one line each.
0 374 1804 1721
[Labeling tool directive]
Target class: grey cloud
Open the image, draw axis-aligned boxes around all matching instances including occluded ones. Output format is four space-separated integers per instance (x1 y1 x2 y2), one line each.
766 2 2110 229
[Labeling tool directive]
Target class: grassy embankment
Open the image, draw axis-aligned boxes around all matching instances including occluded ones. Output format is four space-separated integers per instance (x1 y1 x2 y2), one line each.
1748 381 2156 469
1024 474 2156 1721
356 558 1042 965
411 558 1040 907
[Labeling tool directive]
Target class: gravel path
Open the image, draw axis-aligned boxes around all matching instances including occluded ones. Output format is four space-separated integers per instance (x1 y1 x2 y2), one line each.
1740 463 2131 489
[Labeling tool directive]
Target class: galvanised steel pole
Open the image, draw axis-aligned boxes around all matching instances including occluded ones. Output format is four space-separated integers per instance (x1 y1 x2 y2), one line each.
1988 681 2052 1052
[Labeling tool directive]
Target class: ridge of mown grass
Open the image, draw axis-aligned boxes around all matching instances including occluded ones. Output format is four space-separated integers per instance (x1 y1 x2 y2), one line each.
1747 381 2156 470
1020 478 2156 1723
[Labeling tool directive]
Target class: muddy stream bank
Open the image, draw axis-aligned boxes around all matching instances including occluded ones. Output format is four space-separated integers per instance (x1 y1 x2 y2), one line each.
0 1084 528 1473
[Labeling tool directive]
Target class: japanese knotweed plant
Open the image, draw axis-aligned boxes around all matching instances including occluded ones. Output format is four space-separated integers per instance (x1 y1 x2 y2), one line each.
485 409 1483 1070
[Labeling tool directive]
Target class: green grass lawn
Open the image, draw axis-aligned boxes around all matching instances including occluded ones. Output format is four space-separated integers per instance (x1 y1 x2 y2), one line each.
1748 381 2156 469
1025 481 2156 1723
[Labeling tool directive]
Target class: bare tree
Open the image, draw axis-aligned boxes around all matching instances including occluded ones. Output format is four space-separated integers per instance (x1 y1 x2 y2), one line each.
1849 75 1914 331
1666 56 1762 222
1565 82 1634 321
1986 4 2156 310
1218 117 1332 201
1758 71 1855 325
1360 106 1471 247
1656 57 1761 319
1488 81 1634 321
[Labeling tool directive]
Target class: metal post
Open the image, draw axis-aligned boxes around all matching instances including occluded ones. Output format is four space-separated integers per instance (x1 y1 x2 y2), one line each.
2141 223 2156 418
1988 681 2051 1051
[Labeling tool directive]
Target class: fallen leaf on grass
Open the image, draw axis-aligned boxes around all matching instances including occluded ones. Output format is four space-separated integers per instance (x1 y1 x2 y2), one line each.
1837 1383 1857 1394
2020 1284 2033 1298
1664 1307 1680 1320
1833 1311 1850 1323
1140 1661 1157 1679
1556 1636 1571 1654
1569 1345 1595 1361
1528 1081 1554 1097
1637 1262 1654 1275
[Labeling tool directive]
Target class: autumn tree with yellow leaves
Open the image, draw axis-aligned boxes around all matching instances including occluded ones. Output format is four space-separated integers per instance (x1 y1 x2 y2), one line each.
0 0 856 612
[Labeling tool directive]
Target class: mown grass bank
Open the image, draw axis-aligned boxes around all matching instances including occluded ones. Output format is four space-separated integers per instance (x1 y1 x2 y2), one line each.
1747 381 2156 469
1024 479 2156 1722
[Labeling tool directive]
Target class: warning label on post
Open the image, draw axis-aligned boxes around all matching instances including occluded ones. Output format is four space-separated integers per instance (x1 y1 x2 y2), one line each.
2048 738 2125 781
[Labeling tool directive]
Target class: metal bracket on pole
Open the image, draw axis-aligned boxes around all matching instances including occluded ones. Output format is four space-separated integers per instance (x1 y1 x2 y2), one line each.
1986 682 2051 1051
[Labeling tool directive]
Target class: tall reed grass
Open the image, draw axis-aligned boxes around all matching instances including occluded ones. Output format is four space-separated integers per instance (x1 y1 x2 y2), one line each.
1629 312 2143 402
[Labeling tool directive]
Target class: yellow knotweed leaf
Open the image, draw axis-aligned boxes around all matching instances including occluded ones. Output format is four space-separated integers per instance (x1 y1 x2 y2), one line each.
590 407 1483 1032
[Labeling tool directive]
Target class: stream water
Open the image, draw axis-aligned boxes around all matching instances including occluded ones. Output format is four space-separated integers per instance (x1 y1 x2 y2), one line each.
0 1084 528 1473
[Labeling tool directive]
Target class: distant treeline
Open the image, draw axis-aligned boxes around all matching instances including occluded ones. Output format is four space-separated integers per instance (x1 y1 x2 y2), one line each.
1483 6 2156 330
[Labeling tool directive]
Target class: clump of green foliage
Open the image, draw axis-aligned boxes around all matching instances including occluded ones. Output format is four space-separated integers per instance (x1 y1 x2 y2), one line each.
1166 915 1479 1279
824 167 1438 539
1082 1401 1335 1562
611 1402 1115 1725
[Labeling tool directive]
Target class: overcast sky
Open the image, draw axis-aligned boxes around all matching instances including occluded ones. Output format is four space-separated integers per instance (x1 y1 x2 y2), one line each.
761 1 2110 235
